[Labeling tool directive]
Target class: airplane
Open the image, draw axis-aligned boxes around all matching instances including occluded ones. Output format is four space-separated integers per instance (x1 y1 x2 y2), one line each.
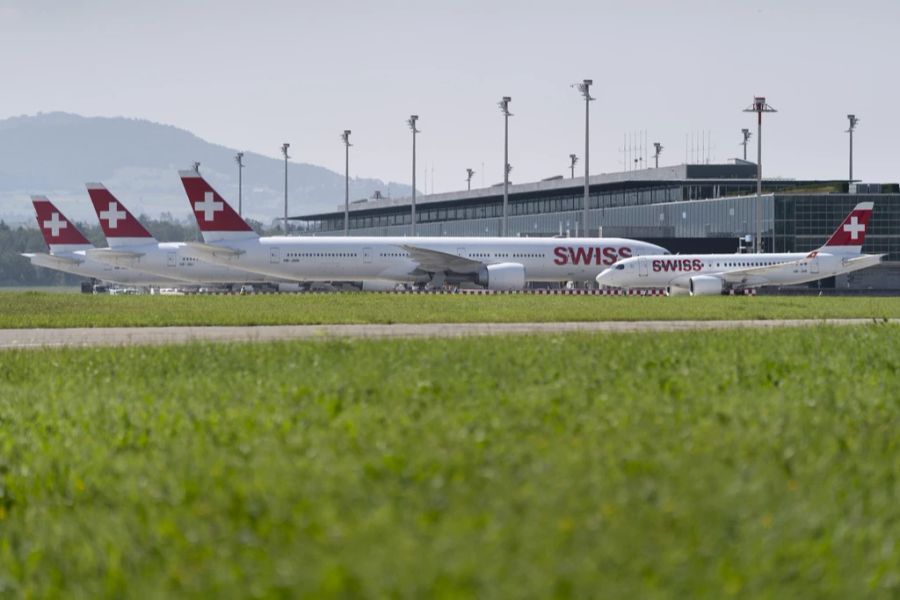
595 202 883 295
176 170 670 290
84 183 290 286
22 197 182 286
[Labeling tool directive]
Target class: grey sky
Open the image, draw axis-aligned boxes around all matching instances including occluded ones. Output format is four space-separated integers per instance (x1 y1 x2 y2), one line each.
2 0 898 194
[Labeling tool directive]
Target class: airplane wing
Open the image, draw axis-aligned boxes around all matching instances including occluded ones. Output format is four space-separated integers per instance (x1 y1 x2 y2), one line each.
401 244 484 274
718 259 807 286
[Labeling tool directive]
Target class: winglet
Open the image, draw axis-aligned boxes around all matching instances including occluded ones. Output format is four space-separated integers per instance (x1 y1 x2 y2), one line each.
179 170 257 242
86 183 156 246
820 202 873 254
31 196 93 252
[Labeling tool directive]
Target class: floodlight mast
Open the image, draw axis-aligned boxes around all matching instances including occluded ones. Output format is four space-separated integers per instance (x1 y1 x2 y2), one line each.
743 97 776 252
847 114 859 185
653 142 663 168
741 128 752 161
281 143 290 234
407 115 420 235
573 80 594 235
192 161 201 173
235 152 244 217
569 154 578 178
498 97 512 236
466 168 475 191
341 130 352 236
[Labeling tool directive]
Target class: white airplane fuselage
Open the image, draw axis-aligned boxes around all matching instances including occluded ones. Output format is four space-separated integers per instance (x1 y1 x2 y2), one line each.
184 235 669 286
26 248 181 286
88 241 281 284
596 251 883 293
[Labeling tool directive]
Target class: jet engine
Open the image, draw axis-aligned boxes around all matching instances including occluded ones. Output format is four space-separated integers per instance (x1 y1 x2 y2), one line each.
361 279 401 291
689 275 725 296
666 285 691 297
476 262 526 291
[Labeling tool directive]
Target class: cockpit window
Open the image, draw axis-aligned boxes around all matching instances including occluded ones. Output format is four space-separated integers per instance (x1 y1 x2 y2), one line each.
615 264 625 270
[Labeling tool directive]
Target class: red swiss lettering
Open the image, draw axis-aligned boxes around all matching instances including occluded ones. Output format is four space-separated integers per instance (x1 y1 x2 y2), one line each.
553 246 568 265
570 247 594 265
602 247 618 265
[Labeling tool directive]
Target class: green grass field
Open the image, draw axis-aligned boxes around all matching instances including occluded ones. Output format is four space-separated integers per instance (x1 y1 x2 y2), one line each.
1 327 898 597
1 292 900 328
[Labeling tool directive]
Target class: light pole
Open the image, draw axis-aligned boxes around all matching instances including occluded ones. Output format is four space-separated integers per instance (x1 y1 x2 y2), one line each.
498 96 512 236
339 130 352 236
573 80 594 235
847 114 859 185
741 128 752 161
743 97 777 252
281 143 290 234
407 115 419 235
466 168 475 191
192 161 201 173
653 142 663 168
235 152 244 217
569 154 578 178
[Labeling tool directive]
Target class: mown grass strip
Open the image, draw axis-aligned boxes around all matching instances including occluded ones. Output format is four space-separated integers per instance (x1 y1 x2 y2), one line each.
0 326 898 597
1 291 900 328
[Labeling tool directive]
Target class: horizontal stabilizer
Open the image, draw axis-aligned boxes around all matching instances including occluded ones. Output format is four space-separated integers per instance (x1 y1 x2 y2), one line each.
182 242 245 260
85 248 145 261
22 252 83 268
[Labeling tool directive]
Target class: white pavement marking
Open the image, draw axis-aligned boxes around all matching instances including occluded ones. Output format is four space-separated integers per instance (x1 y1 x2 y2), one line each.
0 319 895 350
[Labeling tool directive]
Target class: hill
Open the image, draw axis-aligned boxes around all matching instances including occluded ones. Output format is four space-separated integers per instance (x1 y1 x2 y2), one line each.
0 112 411 225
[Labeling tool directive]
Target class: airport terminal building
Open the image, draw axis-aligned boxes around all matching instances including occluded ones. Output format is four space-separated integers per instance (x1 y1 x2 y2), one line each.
294 162 900 289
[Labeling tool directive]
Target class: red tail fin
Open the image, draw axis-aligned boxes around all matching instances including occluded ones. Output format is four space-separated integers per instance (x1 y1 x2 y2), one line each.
179 170 256 241
820 202 873 254
31 196 92 250
86 183 155 246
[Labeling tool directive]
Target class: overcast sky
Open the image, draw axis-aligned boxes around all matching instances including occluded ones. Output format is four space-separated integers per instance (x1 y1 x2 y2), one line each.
2 0 898 193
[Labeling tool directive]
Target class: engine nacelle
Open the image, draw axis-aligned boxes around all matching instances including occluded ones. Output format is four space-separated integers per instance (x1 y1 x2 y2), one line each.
361 279 400 291
476 262 526 291
689 275 725 296
667 285 691 297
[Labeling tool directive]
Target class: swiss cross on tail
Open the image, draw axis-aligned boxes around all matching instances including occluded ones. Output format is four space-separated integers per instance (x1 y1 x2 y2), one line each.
86 184 154 244
31 196 92 246
178 170 254 239
821 202 874 254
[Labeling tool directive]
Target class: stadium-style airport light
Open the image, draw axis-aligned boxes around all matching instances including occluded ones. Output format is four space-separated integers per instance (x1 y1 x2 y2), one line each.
741 128 752 161
573 79 594 235
653 142 663 168
235 152 244 217
847 114 859 184
743 96 777 252
281 143 290 234
498 96 512 236
569 153 578 179
192 161 201 173
466 168 475 191
341 130 352 236
407 115 420 236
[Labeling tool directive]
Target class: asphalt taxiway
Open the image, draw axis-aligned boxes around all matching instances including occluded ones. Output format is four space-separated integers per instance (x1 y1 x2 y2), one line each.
0 319 895 350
